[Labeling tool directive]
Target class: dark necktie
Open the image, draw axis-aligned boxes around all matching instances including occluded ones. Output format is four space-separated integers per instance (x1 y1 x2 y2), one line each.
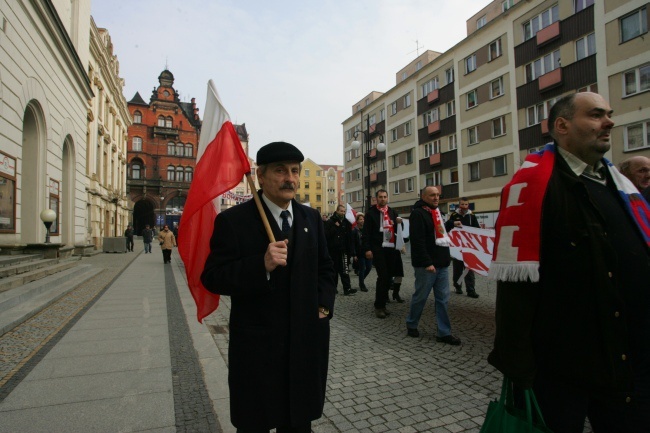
280 210 291 235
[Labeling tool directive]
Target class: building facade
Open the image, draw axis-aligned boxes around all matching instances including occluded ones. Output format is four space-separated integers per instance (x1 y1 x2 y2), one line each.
295 160 344 215
343 0 650 226
0 0 94 249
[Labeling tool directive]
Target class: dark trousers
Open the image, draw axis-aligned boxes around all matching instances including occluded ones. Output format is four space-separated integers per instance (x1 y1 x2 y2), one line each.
162 249 172 263
236 422 311 433
452 258 475 292
358 257 372 288
126 238 134 251
516 372 650 433
331 251 351 292
373 248 396 309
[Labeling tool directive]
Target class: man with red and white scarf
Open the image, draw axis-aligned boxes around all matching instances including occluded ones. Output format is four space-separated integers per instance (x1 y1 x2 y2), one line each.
488 92 650 432
362 189 402 319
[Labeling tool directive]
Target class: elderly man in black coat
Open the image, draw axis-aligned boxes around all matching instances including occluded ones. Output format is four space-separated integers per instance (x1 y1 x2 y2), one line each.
201 141 336 433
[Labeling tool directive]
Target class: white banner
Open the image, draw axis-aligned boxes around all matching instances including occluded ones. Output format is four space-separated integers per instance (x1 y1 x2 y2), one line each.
447 226 495 276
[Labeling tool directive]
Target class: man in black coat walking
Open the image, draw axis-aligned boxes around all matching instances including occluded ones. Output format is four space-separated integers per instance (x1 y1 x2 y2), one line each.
325 205 356 296
201 142 336 433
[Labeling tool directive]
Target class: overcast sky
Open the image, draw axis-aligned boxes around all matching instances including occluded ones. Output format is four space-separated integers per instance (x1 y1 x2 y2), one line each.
91 0 489 165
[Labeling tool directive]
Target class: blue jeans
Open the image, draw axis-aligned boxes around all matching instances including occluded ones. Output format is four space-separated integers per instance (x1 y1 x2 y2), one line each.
144 242 152 253
406 266 451 337
358 257 372 286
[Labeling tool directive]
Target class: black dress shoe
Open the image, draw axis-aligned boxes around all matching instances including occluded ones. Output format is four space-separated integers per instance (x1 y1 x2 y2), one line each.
436 335 461 345
454 287 463 294
406 328 419 337
393 293 405 303
359 286 368 292
467 291 479 298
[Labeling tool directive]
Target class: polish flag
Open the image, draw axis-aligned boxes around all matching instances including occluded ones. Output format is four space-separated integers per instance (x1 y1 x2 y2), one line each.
345 203 358 228
178 80 250 322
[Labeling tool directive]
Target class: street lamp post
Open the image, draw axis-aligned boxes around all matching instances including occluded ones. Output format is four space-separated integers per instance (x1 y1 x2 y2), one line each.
351 114 385 213
40 209 57 243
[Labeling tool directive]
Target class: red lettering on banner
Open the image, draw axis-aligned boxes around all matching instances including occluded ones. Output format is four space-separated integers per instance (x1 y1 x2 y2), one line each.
458 231 478 250
448 230 463 248
468 233 491 254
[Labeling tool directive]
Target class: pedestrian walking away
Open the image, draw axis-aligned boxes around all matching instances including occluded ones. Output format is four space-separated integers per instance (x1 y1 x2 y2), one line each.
445 197 480 298
158 224 176 263
201 141 336 433
124 225 134 252
405 186 460 345
488 92 650 432
141 224 154 253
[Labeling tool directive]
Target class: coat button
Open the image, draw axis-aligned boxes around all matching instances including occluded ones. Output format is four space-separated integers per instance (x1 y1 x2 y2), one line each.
622 354 627 361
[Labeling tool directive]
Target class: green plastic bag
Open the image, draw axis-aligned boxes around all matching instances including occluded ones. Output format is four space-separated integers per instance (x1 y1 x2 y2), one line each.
480 377 554 433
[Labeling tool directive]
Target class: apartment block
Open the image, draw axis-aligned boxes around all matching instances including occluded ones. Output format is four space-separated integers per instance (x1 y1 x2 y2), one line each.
296 160 344 215
342 0 650 226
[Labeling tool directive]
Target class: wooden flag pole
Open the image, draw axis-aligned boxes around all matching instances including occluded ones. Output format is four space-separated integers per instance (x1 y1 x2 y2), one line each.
246 173 276 243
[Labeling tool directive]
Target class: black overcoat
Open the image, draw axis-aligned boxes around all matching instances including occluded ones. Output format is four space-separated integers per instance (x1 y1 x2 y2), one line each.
201 194 336 430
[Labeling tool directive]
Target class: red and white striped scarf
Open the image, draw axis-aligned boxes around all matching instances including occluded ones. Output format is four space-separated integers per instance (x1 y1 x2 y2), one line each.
377 205 395 248
423 205 451 247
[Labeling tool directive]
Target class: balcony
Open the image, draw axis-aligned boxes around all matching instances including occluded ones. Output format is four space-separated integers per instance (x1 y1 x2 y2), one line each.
370 173 378 183
369 148 377 159
427 89 439 104
427 121 440 135
153 126 179 138
536 21 560 47
429 153 441 166
539 68 562 92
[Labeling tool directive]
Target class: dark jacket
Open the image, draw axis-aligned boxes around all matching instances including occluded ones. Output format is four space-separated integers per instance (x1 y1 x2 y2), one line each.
324 214 352 256
124 228 134 239
201 193 336 430
351 226 364 258
488 149 650 397
444 209 480 232
409 199 451 269
141 228 154 243
362 205 399 253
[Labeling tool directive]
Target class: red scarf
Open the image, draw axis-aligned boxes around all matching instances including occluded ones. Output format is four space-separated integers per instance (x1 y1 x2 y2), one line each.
377 205 395 248
423 205 451 246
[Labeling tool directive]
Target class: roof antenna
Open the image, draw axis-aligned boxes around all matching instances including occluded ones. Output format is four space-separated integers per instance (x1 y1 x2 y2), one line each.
407 38 424 57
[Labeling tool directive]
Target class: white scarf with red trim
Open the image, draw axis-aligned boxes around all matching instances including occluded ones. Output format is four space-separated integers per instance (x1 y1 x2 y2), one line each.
423 205 452 247
377 205 396 248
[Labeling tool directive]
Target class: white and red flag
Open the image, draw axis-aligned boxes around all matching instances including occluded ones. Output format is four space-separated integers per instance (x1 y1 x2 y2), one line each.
345 203 357 227
178 80 250 322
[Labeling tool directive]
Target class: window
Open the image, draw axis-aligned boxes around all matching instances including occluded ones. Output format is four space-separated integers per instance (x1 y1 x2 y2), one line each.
425 171 442 186
390 102 397 115
369 114 376 125
185 144 193 157
494 155 507 175
526 98 557 126
133 111 142 123
465 54 477 74
493 117 507 137
158 116 165 127
575 0 594 12
165 117 173 128
185 167 193 182
450 169 459 184
48 179 59 235
132 163 141 179
316 182 322 190
392 155 400 168
347 172 352 182
424 140 441 157
305 181 310 189
167 142 175 155
469 162 480 181
393 182 400 194
305 169 310 177
167 165 175 181
576 33 596 60
449 134 458 150
525 50 561 82
477 15 487 29
489 39 502 61
391 129 398 142
404 93 411 107
620 7 647 43
467 90 478 109
502 0 514 12
406 149 414 164
407 178 414 192
490 77 504 99
176 143 184 156
624 121 650 150
424 108 439 126
132 137 142 151
405 122 412 136
445 67 455 84
623 64 650 97
176 166 184 182
421 77 439 97
523 4 559 41
468 126 479 145
316 195 322 202
447 101 456 117
380 109 385 121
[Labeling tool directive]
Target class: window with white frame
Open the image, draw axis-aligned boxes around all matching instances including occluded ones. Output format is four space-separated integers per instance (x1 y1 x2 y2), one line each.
132 137 142 151
465 54 477 74
578 83 598 93
424 140 441 157
404 93 411 108
576 33 596 60
167 142 175 155
393 181 400 194
346 151 352 162
502 0 514 12
446 67 455 84
392 155 400 168
447 100 456 117
490 77 504 99
494 155 507 175
406 149 414 164
347 193 352 203
450 168 459 183
620 7 647 43
353 147 360 158
133 111 142 123
166 117 173 128
132 163 141 179
356 169 362 180
468 126 479 145
176 143 184 156
624 121 650 150
305 169 310 177
575 0 594 12
356 190 363 201
158 116 166 127
380 109 385 121
391 129 398 142
185 167 193 182
347 172 352 182
421 77 439 97
407 178 414 192
477 15 487 29
469 162 480 181
369 114 376 125
523 4 559 41
424 108 439 126
449 134 458 150
405 122 412 136
525 50 561 82
185 144 193 157
526 98 557 126
493 117 507 137
167 165 175 181
346 130 352 141
467 89 478 109
489 39 502 61
623 64 650 97
425 171 442 187
390 102 397 115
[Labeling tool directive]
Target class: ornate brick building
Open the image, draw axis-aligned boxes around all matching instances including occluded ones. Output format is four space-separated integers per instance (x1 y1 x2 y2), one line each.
126 70 202 234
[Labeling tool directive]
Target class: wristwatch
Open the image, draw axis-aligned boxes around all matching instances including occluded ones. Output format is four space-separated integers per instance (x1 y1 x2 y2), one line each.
318 306 330 316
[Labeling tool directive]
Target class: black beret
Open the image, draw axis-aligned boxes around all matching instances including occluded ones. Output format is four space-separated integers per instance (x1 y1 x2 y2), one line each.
256 141 304 165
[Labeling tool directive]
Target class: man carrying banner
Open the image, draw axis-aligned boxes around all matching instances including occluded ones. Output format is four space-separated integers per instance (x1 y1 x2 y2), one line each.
445 198 480 298
201 142 336 433
488 92 650 432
